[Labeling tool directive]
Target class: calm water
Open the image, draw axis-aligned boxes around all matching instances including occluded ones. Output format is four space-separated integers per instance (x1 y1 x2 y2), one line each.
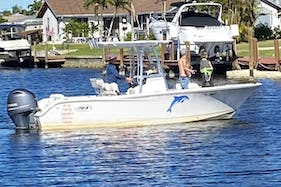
0 68 280 186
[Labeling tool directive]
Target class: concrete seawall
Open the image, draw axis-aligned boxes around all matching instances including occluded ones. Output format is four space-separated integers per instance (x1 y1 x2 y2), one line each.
64 56 104 69
227 69 281 80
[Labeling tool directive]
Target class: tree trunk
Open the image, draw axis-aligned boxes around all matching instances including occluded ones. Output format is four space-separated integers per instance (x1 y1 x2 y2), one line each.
107 10 117 39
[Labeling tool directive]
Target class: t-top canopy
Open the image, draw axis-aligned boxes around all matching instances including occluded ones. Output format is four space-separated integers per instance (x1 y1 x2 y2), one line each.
97 40 169 49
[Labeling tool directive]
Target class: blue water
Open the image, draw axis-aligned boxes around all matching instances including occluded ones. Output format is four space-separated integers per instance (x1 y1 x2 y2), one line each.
0 68 281 186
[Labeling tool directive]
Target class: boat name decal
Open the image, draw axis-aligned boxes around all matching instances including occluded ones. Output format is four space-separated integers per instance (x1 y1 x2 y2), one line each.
75 105 92 112
167 95 189 112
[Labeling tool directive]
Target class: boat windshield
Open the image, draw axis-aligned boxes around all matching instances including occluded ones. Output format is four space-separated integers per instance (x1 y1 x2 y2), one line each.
180 3 221 19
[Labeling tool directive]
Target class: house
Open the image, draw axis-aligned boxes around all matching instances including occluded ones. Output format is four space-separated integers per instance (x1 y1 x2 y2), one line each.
37 0 182 43
256 0 281 29
1 13 43 42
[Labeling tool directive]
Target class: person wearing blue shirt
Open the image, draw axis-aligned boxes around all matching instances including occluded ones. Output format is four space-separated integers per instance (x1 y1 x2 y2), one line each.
104 54 133 93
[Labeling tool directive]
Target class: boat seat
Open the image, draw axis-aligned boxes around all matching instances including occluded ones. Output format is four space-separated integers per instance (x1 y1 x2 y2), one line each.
90 78 119 96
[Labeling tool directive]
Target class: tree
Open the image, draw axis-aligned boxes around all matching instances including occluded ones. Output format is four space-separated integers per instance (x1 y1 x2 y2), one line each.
0 15 8 23
84 0 110 39
2 10 12 16
107 0 131 39
64 19 90 38
215 0 258 41
84 0 134 40
27 0 43 15
12 5 22 14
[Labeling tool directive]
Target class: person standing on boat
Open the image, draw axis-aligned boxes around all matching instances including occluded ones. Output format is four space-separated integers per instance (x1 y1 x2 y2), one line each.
104 54 133 93
178 54 195 89
200 51 214 87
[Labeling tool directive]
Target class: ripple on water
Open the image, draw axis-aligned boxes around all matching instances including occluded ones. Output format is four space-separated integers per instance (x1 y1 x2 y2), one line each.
0 70 280 186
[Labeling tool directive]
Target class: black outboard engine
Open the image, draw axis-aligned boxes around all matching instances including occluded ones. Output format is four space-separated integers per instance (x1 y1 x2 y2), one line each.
7 89 38 129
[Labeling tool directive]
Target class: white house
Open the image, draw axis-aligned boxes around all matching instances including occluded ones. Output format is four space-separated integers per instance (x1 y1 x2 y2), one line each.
37 0 182 43
256 0 281 29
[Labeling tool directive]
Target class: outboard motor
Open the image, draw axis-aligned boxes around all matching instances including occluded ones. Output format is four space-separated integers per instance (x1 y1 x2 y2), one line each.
7 89 38 129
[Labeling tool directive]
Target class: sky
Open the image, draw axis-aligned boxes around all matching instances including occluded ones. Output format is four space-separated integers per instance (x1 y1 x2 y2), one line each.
0 0 34 12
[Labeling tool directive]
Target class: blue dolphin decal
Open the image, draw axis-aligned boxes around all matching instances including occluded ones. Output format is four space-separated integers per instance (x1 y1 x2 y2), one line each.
167 95 189 112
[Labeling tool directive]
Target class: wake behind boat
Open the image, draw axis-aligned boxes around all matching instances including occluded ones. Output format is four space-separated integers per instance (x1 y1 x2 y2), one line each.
7 40 261 130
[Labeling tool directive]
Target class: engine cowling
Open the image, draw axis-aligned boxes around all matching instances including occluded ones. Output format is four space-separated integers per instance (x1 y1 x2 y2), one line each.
7 89 38 129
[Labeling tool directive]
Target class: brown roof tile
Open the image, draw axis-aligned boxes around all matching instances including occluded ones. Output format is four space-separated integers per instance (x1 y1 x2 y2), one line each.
38 0 182 17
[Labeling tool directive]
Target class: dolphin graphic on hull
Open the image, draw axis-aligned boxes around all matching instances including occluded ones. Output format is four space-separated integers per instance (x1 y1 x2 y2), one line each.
167 95 189 112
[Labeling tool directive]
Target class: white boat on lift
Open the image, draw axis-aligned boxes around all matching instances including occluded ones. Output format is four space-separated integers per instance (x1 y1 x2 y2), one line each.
7 40 261 131
0 39 34 68
149 1 239 64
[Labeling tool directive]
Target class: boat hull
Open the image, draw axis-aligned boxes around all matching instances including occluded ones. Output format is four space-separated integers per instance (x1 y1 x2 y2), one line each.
34 83 260 130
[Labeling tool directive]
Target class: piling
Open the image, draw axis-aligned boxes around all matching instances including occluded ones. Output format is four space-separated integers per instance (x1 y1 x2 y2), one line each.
170 40 175 61
274 39 280 71
120 48 124 67
33 41 38 68
252 37 258 68
185 41 191 65
44 42 48 68
248 28 254 78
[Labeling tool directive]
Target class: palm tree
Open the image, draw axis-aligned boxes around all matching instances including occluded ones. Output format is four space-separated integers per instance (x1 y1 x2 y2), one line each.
84 0 111 39
12 5 21 14
217 0 258 41
84 0 134 40
107 0 131 39
27 0 43 15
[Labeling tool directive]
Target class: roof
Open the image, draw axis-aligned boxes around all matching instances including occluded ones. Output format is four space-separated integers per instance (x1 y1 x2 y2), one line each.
37 0 183 18
3 13 33 23
260 0 281 11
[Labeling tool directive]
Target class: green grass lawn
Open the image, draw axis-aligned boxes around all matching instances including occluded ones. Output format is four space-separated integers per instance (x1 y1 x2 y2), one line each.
236 39 281 57
33 39 281 58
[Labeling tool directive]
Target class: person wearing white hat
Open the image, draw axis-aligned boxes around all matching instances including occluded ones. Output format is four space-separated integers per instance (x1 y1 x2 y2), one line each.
104 54 133 93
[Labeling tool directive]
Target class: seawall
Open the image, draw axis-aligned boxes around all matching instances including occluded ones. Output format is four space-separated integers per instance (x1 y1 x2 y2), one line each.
64 56 104 69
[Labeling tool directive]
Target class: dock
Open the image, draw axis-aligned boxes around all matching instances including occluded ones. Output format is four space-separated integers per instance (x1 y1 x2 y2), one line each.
35 55 65 68
33 50 65 68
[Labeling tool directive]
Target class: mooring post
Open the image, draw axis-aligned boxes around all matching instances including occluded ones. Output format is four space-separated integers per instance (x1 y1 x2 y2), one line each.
248 28 254 78
170 40 174 60
232 39 241 70
102 48 105 63
274 39 280 71
120 48 124 67
161 32 167 65
161 42 166 65
252 37 258 68
33 41 37 68
45 42 48 69
185 41 191 65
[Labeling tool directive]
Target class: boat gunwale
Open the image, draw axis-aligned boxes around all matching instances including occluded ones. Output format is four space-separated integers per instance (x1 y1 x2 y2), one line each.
35 82 261 117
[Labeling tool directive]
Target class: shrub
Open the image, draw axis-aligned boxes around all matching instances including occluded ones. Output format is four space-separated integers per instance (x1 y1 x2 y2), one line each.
254 23 273 40
272 27 281 39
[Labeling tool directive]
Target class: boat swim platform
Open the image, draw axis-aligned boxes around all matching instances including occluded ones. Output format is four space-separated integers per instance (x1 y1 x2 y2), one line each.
227 69 281 80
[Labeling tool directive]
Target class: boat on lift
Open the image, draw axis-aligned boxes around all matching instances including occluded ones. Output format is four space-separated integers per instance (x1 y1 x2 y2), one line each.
7 40 260 131
0 38 34 68
149 1 239 69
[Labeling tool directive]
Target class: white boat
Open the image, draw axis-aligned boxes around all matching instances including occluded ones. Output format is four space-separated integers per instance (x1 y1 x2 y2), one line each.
0 39 34 68
7 40 261 130
149 1 239 64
